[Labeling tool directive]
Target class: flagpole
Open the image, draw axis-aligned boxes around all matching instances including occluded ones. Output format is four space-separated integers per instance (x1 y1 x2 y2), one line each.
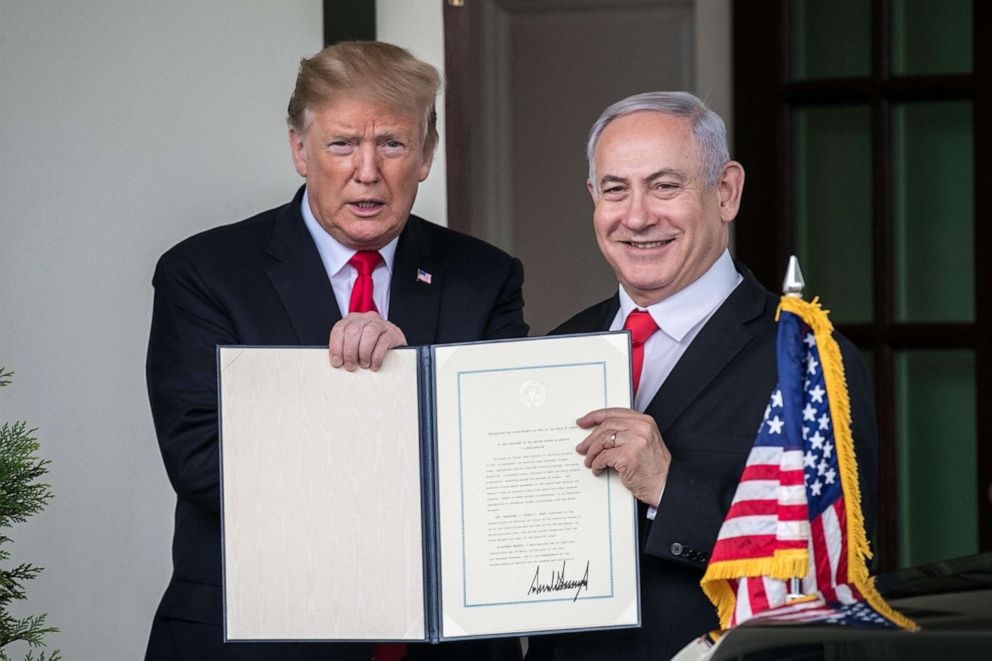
782 255 804 299
782 255 806 600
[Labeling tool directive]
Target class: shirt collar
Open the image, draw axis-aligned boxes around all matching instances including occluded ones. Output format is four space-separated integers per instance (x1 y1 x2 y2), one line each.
300 188 398 277
618 249 741 341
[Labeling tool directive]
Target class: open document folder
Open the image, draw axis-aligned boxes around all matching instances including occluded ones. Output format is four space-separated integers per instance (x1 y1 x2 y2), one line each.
218 333 640 643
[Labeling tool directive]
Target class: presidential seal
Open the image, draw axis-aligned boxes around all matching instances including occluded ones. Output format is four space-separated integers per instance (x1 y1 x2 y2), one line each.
518 379 546 407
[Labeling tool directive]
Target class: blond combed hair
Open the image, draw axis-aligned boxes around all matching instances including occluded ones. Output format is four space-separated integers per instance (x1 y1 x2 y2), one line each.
287 41 441 155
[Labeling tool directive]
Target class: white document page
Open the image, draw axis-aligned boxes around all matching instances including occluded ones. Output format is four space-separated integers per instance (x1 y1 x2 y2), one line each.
432 334 639 638
219 347 425 641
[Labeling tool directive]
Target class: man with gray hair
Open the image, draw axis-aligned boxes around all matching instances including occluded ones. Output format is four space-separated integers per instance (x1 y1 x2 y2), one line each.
526 91 877 660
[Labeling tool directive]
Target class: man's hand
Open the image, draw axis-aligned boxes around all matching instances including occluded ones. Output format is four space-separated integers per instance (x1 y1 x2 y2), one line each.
575 408 672 506
328 312 407 371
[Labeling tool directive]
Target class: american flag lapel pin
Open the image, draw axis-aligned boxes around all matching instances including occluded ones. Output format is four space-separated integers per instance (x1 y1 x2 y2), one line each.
416 268 433 285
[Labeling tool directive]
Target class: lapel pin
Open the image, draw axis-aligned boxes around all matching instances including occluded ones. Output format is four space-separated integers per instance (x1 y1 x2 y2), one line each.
416 269 433 285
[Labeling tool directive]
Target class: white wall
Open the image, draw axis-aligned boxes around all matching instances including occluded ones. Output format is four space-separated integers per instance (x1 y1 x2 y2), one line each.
378 0 448 225
695 0 733 144
0 2 322 658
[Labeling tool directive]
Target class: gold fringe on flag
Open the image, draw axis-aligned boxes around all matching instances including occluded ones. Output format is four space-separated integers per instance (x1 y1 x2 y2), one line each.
778 296 917 631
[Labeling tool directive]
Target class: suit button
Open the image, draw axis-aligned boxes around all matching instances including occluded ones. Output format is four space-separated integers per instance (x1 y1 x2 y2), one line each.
671 542 683 556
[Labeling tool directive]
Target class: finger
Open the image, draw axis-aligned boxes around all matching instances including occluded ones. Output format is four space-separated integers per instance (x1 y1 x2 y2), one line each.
580 427 619 467
355 321 386 369
589 447 621 475
340 319 367 371
576 425 610 453
577 423 618 455
369 326 407 371
328 319 349 368
576 407 640 428
590 445 629 473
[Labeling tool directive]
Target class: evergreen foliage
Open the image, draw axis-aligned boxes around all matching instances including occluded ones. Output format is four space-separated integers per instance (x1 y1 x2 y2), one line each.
0 368 60 661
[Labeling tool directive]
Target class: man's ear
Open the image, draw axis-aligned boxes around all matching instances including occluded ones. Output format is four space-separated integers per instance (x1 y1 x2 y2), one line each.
288 128 307 178
587 179 597 204
717 161 745 223
418 143 435 182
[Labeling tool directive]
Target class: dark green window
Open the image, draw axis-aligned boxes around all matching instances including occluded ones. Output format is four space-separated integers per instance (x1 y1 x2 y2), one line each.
734 0 987 570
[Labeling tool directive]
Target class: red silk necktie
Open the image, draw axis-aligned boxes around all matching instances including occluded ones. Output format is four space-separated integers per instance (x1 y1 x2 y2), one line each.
348 251 382 314
372 643 406 661
624 309 659 395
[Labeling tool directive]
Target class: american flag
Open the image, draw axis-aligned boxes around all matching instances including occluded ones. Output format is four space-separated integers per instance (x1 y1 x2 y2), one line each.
700 296 915 631
416 268 432 285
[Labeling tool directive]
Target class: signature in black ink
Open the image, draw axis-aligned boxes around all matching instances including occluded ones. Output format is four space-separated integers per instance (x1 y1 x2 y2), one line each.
527 560 590 602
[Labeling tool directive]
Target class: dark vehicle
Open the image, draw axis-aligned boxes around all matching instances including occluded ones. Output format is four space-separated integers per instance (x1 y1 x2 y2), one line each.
706 554 992 661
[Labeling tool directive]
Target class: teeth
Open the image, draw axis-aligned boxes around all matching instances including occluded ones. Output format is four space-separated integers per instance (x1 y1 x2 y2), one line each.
629 240 669 249
355 202 381 208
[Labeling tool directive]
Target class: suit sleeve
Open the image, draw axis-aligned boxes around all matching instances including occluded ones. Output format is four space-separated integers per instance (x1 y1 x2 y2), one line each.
146 248 237 514
643 462 737 567
482 256 529 340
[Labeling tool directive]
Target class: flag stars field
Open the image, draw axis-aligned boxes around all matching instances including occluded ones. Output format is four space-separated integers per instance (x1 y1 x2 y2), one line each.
810 432 825 450
771 389 784 408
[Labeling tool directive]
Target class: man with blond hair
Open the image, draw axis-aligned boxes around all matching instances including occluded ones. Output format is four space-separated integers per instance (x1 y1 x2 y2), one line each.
146 41 527 660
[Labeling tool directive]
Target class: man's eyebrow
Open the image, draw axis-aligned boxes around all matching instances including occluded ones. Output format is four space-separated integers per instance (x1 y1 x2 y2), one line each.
321 130 359 141
644 168 688 183
598 175 629 188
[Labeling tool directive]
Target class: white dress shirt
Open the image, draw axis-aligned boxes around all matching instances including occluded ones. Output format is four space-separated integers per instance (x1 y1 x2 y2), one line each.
610 249 742 514
300 189 399 318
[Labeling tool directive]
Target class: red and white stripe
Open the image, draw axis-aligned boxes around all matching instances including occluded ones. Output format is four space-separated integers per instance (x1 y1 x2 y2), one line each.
710 446 808 566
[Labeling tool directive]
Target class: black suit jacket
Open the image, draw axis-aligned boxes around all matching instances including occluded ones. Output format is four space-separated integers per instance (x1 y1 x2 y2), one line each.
527 265 878 661
146 187 528 658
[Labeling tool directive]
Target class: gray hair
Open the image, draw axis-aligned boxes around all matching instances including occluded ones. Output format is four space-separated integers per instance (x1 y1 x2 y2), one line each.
586 91 729 192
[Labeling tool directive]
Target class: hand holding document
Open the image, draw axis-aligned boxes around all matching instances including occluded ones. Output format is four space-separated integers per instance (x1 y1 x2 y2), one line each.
219 333 640 643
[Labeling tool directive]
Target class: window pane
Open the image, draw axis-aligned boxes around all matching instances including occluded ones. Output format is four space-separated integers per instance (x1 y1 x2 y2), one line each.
895 350 977 567
792 0 871 80
860 348 875 382
892 0 972 75
794 106 873 323
893 101 974 322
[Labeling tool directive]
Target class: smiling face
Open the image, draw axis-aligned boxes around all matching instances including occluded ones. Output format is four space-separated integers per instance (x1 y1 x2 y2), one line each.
289 96 435 250
589 110 744 307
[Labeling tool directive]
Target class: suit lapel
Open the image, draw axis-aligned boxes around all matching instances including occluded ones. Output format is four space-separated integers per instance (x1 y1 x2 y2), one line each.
644 269 771 432
263 189 341 345
594 295 621 332
388 216 443 346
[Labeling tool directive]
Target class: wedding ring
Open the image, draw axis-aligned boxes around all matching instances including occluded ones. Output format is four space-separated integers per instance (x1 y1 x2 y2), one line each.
608 431 618 448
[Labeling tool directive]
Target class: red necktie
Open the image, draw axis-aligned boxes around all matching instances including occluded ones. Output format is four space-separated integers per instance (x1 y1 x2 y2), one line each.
624 309 659 395
372 643 406 661
348 251 382 314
